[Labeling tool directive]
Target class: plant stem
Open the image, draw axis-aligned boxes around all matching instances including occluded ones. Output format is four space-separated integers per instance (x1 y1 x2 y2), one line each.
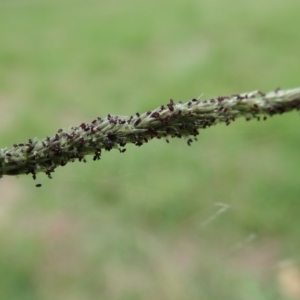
1 87 300 180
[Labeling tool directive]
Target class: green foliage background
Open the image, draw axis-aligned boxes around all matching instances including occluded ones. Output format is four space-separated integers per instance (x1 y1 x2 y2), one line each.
0 0 300 299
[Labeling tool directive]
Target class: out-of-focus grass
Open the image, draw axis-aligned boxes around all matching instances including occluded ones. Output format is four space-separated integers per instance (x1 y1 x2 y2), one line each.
0 0 300 299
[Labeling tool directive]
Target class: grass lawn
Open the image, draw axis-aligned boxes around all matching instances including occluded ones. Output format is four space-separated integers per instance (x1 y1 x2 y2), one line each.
0 0 300 299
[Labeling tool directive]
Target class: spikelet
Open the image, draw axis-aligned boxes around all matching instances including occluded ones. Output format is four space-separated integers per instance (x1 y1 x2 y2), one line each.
1 87 300 180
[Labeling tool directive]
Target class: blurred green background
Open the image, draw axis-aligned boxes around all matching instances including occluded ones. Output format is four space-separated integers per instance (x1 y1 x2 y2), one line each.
0 0 300 299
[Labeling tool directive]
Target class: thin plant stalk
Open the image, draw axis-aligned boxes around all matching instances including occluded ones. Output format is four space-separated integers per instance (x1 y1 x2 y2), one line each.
1 87 300 181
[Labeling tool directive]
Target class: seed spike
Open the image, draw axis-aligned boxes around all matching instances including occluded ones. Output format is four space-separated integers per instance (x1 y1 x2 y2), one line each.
0 87 299 180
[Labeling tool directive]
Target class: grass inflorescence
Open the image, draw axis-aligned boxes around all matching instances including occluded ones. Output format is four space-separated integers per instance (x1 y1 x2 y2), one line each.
0 87 300 181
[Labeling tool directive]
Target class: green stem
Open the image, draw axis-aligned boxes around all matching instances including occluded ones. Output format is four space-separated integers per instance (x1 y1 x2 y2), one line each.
1 87 300 180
